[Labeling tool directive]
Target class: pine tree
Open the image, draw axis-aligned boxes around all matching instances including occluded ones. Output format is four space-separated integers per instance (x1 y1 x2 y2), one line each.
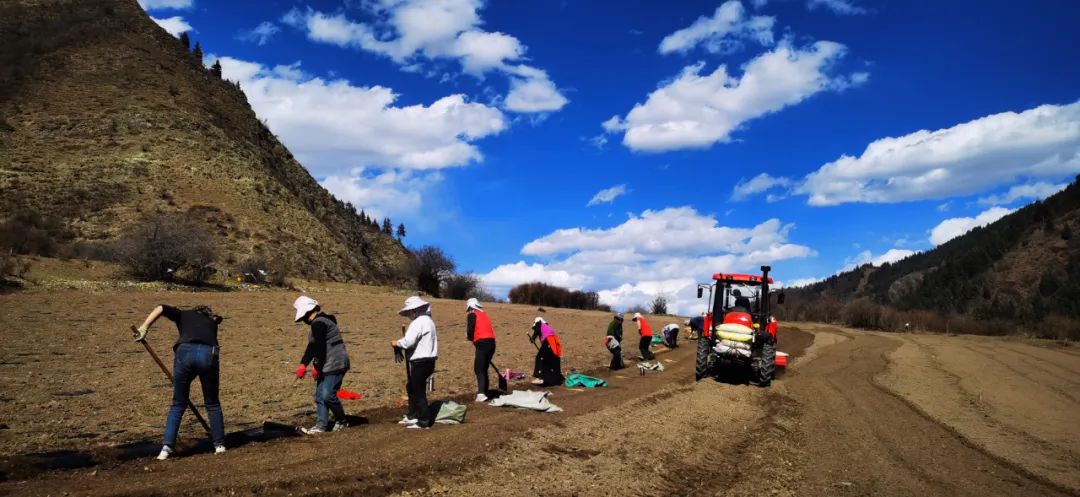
210 59 222 78
193 41 203 62
396 223 406 240
179 31 191 51
382 218 393 235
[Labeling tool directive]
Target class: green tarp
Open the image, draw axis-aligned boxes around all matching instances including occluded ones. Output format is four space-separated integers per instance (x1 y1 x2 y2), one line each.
564 373 607 388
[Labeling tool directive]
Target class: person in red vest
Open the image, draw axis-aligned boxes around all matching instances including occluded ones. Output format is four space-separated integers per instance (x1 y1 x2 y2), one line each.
632 312 655 360
465 298 496 402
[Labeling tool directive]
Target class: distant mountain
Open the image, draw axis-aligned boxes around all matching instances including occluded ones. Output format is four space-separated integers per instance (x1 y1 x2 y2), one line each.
786 176 1080 322
0 0 411 282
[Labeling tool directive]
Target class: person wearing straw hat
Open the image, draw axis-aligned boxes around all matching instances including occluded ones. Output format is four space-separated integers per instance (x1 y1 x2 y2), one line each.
465 298 496 402
391 296 438 429
292 296 351 435
530 317 564 386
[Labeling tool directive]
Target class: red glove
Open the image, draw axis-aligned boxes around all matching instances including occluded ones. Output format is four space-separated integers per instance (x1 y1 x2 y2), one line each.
295 364 307 379
311 367 320 380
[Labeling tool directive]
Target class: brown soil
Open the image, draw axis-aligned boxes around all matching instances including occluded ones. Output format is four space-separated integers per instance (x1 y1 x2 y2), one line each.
1 294 1077 497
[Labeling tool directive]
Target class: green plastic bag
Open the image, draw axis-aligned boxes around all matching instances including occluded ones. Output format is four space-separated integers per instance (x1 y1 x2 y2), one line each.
564 373 607 388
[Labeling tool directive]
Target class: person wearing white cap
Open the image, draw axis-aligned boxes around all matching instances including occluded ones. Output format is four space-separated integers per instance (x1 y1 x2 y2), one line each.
391 296 438 429
292 296 351 435
632 312 655 360
465 298 496 402
529 317 564 386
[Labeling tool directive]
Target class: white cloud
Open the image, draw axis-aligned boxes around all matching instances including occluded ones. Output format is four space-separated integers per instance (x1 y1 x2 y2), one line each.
587 185 629 206
482 207 815 314
784 277 823 288
503 66 569 113
482 262 592 290
978 181 1067 206
214 56 506 173
732 173 791 200
238 21 280 46
841 248 916 271
320 168 442 222
283 2 567 114
797 101 1080 206
139 0 192 10
150 16 191 37
658 0 775 55
605 40 863 152
521 207 804 257
929 207 1015 246
807 0 866 15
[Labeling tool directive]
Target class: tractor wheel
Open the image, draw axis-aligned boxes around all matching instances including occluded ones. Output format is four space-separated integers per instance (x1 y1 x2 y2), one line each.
695 335 711 381
756 339 776 387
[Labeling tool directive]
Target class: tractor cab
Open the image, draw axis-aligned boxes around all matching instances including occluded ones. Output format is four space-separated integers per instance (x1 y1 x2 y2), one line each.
697 268 784 342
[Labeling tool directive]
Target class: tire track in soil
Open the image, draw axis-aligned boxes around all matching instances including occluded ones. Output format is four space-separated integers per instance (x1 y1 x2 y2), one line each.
909 338 1080 471
788 329 1078 497
959 342 1080 403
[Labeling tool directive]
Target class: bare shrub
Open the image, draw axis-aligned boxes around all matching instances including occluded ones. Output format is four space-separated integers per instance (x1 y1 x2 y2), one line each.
842 298 882 329
412 246 455 297
1038 315 1080 341
0 210 71 257
112 213 217 282
508 282 604 311
442 273 481 300
650 296 669 315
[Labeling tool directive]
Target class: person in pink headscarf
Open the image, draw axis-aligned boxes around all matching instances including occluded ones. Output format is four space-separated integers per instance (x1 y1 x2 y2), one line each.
529 317 564 386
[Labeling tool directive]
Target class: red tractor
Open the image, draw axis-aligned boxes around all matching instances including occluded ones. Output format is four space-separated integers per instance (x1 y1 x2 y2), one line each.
694 265 786 387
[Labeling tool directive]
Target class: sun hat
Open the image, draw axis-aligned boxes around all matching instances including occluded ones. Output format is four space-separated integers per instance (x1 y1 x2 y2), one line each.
293 296 319 323
399 296 431 316
614 314 624 321
465 298 483 310
533 317 546 325
633 312 643 321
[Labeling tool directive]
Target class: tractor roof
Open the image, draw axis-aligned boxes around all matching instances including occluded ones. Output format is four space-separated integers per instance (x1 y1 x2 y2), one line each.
712 273 774 284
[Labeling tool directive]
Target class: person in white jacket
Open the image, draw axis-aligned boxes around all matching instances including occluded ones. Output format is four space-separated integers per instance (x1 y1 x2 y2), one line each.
391 296 438 429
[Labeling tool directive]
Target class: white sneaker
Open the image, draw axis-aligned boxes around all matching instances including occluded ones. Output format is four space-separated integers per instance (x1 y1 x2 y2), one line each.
530 378 544 385
398 416 418 425
405 424 429 430
214 445 226 455
156 445 173 461
331 421 348 432
475 393 489 403
300 426 326 435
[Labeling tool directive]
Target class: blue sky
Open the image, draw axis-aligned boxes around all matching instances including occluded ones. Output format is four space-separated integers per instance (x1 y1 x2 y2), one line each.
141 0 1080 312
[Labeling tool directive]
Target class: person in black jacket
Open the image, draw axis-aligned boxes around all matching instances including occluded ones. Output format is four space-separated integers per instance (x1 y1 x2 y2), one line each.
134 304 226 461
605 314 625 370
292 296 351 435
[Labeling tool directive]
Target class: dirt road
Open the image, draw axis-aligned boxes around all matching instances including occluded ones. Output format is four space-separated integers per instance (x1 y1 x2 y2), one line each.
1 290 1078 496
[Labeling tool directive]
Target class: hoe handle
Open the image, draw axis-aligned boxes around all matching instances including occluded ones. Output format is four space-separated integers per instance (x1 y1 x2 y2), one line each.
132 326 213 437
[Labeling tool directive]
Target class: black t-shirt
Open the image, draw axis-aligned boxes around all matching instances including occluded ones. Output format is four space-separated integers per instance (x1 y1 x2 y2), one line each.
161 305 219 349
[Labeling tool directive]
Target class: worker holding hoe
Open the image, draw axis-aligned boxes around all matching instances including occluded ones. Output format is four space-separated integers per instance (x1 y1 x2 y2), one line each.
632 312 655 360
134 304 227 460
392 296 438 429
465 298 496 402
605 313 625 370
292 296 351 435
530 317 565 386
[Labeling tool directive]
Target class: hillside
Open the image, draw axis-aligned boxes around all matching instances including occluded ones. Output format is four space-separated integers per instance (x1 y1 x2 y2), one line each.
0 0 411 283
787 176 1080 323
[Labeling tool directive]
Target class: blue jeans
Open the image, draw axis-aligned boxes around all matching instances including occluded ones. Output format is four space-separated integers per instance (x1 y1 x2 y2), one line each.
314 372 346 429
164 343 225 446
